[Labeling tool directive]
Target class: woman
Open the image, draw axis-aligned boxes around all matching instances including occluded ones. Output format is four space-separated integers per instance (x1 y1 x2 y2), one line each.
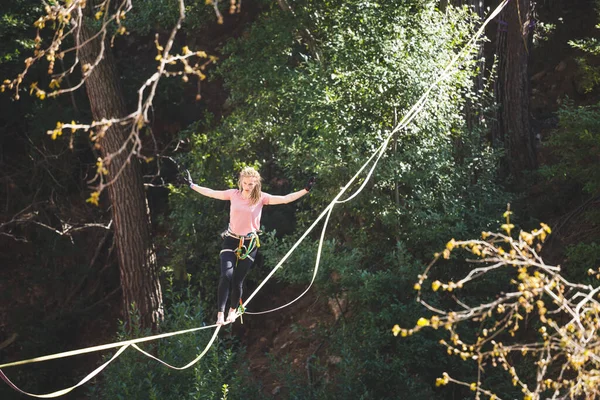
188 167 315 326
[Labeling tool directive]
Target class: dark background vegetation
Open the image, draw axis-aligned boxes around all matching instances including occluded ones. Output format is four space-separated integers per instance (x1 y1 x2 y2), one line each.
1 0 599 398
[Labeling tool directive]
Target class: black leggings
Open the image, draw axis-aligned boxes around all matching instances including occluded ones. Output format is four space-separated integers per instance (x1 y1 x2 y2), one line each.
217 236 258 313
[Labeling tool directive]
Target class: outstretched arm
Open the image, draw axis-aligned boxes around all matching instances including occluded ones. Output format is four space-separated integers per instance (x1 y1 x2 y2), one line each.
190 183 231 200
184 170 231 200
269 189 309 205
269 177 316 205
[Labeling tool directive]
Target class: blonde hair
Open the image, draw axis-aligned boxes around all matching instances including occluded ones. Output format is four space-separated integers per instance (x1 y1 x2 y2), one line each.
238 166 262 205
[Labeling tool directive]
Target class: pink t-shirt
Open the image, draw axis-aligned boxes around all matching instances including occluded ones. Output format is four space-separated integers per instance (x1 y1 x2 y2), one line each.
223 189 271 236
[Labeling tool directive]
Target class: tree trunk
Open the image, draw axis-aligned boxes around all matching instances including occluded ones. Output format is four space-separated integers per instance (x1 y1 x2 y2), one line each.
77 23 163 330
492 0 536 183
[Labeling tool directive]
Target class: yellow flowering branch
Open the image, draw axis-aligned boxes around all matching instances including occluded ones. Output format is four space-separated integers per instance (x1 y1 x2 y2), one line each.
1 0 230 206
394 206 600 399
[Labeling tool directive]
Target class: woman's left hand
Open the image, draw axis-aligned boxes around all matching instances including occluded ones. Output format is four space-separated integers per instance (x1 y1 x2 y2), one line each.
305 176 316 192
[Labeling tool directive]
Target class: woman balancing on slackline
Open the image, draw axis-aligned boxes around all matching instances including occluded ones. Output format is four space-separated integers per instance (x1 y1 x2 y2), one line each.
187 167 316 326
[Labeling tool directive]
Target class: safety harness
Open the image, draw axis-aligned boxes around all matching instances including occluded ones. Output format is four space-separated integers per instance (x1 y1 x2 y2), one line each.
220 229 261 261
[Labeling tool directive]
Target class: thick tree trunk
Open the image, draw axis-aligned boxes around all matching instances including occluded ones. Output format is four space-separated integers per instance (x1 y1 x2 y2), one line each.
492 0 536 183
77 24 163 330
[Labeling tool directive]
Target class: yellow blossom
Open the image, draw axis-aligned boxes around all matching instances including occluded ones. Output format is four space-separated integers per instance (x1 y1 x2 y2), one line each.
392 325 401 337
416 317 429 327
50 129 62 140
540 223 551 234
86 191 100 206
470 382 477 391
432 280 441 291
501 223 514 234
96 158 109 175
435 377 447 387
33 18 46 29
436 373 449 386
29 82 38 95
50 122 64 140
520 231 533 245
413 283 421 290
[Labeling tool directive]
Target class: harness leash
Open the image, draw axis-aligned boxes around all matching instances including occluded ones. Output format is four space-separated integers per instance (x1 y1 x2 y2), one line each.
237 299 246 324
235 234 260 260
221 228 261 261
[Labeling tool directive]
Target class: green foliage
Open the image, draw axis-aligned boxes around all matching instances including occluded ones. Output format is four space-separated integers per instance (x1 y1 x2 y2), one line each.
564 242 600 284
122 0 218 35
262 241 479 399
540 99 600 195
569 1 600 92
569 31 600 94
0 0 40 65
163 0 510 398
90 286 260 399
533 21 556 46
217 0 508 259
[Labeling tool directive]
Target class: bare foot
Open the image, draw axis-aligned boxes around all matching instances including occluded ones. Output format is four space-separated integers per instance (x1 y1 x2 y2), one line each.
226 308 237 324
216 312 225 326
